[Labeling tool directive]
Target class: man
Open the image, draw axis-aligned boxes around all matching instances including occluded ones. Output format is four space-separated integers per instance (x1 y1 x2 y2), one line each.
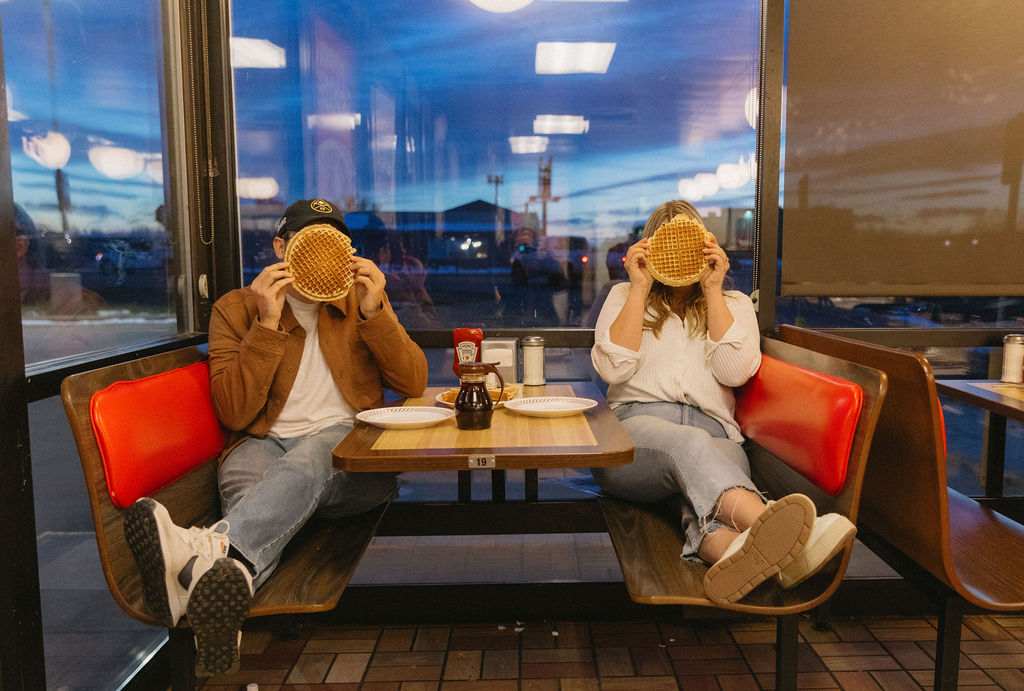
123 199 427 676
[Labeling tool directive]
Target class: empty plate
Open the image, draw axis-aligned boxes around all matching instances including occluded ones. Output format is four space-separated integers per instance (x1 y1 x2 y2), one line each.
355 406 456 429
502 396 598 417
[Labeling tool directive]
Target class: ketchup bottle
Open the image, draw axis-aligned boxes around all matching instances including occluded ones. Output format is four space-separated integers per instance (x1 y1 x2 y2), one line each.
452 327 483 375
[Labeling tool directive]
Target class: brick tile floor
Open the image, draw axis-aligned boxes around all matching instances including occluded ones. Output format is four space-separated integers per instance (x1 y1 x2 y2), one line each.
198 613 1024 690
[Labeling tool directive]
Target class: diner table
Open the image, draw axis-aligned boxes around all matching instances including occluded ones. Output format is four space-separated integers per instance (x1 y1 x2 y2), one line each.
935 379 1024 502
333 381 634 504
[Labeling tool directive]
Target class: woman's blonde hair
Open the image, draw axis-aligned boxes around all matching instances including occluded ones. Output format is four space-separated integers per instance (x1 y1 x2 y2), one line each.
641 200 713 337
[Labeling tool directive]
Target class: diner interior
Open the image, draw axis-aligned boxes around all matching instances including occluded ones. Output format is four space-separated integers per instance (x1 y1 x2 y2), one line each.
3 0 1024 689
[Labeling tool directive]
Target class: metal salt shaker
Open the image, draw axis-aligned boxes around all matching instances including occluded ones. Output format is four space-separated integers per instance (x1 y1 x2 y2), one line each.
521 335 546 385
1001 334 1024 384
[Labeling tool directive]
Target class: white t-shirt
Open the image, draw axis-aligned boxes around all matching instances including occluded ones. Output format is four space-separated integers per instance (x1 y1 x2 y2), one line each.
590 283 761 441
269 295 357 438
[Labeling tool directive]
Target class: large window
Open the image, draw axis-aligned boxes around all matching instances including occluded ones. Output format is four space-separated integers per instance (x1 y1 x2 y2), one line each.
3 0 191 686
230 0 761 329
6 0 192 370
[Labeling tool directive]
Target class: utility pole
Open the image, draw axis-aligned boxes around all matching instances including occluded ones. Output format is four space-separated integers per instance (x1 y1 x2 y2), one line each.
528 157 560 236
487 174 504 243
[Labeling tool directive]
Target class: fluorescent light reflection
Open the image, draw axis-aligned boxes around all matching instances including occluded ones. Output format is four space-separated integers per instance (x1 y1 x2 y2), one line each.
535 42 615 74
533 114 589 134
231 37 286 69
468 0 534 11
307 113 362 130
236 176 280 200
509 136 548 154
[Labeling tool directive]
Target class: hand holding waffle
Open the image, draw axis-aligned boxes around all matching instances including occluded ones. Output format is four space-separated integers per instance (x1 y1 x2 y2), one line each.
251 261 295 331
349 256 386 319
623 238 654 293
699 234 730 292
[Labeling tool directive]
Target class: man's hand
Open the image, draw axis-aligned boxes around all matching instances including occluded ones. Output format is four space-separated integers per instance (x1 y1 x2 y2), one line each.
351 256 386 319
251 261 294 331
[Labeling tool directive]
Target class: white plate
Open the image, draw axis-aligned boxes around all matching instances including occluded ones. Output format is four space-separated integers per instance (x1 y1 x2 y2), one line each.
503 396 598 417
355 406 455 429
434 389 520 409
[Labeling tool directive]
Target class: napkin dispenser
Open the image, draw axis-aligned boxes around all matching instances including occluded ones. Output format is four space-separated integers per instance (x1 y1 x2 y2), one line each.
481 338 518 388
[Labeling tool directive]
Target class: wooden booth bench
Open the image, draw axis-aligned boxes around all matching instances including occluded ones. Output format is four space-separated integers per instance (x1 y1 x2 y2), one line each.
599 336 888 691
777 325 1024 690
61 346 387 690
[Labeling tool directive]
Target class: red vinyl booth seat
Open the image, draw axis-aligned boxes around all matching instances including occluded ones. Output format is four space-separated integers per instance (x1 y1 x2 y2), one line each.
89 361 226 509
735 354 863 496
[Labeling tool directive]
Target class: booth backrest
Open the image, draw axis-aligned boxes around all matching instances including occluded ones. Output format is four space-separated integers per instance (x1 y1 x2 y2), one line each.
735 353 863 496
62 347 221 627
775 325 954 583
90 361 226 509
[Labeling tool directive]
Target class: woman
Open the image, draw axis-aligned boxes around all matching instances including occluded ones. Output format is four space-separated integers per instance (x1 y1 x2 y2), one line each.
590 200 854 603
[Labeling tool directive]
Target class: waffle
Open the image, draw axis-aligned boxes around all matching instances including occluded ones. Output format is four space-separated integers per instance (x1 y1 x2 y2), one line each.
646 214 712 286
439 384 520 405
284 223 356 301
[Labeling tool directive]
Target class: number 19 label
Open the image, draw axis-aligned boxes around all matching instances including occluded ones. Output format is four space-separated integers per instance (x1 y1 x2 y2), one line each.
467 455 496 469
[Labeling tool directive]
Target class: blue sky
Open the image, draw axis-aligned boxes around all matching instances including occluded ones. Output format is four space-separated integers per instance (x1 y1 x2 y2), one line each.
5 0 760 238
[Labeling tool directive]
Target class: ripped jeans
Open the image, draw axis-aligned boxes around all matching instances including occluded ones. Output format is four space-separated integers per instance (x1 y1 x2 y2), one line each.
590 401 759 561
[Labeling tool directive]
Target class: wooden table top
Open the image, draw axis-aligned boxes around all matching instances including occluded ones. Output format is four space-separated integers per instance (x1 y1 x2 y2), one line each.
935 379 1024 422
333 381 634 472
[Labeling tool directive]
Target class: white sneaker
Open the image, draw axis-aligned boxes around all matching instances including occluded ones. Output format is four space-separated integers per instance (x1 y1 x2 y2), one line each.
123 498 231 627
776 513 856 589
187 557 254 677
702 493 814 604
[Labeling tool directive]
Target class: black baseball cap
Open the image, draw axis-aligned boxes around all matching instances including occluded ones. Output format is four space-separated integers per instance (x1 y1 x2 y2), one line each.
276 198 350 238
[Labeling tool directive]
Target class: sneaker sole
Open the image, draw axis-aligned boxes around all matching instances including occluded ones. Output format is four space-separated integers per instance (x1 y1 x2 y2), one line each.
187 559 252 677
703 494 814 604
777 519 857 589
123 498 175 627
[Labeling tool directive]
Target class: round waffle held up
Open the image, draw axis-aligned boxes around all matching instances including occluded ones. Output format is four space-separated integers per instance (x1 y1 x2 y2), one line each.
646 213 712 287
284 223 356 301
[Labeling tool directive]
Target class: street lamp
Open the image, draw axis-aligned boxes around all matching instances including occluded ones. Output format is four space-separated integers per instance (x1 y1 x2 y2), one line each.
529 157 560 236
487 174 504 243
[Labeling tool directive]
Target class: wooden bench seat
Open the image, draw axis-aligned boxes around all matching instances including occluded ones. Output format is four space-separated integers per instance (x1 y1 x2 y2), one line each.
61 346 386 689
777 324 1024 690
600 336 887 691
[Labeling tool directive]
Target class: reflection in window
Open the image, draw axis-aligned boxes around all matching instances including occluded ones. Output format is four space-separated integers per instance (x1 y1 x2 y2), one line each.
3 0 182 686
6 0 185 369
231 0 760 328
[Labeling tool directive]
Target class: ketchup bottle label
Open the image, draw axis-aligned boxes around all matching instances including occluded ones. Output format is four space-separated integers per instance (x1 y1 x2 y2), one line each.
453 328 483 375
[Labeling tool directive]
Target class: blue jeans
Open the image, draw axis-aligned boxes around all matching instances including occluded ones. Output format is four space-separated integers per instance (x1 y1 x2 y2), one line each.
591 401 758 560
218 423 397 589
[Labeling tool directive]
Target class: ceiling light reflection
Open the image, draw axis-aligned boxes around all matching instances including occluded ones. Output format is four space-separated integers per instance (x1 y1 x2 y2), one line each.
6 86 26 121
744 88 757 129
231 37 286 69
22 131 71 169
533 114 589 134
468 0 534 12
535 42 615 74
236 177 280 200
88 146 145 180
144 156 164 184
307 113 362 130
677 178 703 202
509 136 548 154
694 173 719 197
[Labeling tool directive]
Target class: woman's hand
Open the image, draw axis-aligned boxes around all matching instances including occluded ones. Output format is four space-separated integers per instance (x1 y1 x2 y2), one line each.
251 261 294 331
351 256 386 319
700 234 730 293
624 239 654 294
